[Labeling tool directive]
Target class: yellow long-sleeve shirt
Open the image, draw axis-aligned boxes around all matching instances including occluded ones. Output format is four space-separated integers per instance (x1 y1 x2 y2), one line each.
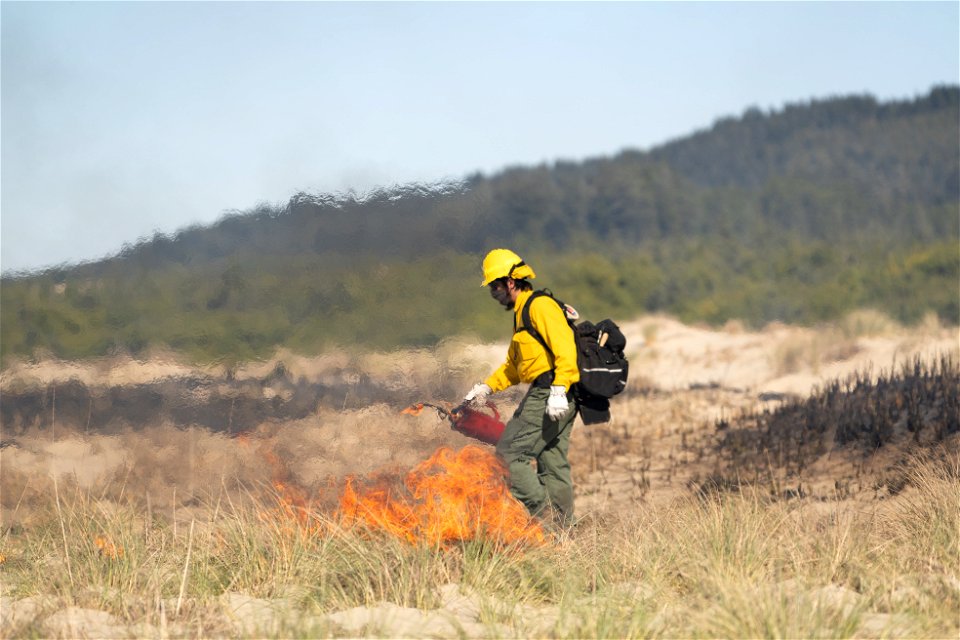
484 290 580 393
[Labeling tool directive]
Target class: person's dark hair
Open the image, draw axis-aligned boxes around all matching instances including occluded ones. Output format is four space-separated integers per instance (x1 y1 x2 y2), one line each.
512 278 533 291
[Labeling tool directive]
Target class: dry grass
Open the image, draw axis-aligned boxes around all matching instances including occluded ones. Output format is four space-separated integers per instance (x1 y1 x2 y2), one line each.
769 327 861 376
1 450 957 638
3 316 958 638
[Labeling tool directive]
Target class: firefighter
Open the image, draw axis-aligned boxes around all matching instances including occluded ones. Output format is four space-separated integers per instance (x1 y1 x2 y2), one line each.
463 248 579 528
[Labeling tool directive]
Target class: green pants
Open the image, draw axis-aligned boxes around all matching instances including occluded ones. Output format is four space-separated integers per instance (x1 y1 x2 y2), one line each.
495 386 577 527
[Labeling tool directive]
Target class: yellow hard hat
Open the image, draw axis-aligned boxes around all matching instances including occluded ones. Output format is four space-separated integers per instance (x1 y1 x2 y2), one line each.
480 249 536 286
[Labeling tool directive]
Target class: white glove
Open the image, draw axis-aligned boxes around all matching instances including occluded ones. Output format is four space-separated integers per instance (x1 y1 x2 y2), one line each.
463 382 491 405
545 385 569 421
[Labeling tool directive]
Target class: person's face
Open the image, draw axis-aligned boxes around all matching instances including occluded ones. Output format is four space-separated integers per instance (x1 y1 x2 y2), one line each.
488 278 515 309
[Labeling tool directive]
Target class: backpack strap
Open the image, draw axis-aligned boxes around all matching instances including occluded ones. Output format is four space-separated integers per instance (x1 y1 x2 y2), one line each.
516 290 559 355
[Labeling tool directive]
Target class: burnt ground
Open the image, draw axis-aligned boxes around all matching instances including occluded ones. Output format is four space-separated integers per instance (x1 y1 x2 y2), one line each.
1 363 422 437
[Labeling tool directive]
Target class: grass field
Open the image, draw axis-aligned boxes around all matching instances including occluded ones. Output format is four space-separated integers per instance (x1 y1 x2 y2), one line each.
1 315 958 638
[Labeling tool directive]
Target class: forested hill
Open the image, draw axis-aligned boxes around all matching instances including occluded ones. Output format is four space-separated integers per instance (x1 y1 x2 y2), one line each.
650 86 959 193
3 86 958 363
70 85 958 270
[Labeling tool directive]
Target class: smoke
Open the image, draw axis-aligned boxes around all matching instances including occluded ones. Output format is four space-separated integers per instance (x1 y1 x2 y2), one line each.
0 341 513 528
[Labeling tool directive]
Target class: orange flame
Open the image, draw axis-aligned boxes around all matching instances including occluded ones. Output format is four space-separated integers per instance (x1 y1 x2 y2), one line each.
236 429 544 548
251 440 320 533
94 535 123 559
339 445 546 547
401 403 426 416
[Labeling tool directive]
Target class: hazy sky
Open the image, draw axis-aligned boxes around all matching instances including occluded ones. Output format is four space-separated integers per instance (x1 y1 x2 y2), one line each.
2 1 957 274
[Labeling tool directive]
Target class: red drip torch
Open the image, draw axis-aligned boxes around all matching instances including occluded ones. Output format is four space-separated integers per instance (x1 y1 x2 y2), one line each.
402 400 505 445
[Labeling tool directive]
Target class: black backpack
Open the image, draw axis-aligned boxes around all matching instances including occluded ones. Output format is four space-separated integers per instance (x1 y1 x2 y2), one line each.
517 290 629 424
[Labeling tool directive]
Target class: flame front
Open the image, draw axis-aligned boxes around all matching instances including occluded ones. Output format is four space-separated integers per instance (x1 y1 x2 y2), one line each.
237 430 545 548
339 445 545 547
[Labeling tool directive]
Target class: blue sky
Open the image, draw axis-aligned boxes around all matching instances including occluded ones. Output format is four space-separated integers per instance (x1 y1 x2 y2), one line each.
2 1 958 273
